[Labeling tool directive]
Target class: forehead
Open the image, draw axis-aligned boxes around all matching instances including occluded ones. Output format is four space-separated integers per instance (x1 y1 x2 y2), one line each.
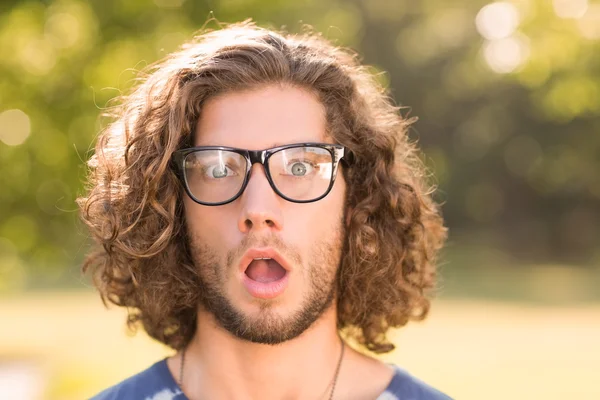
194 84 331 149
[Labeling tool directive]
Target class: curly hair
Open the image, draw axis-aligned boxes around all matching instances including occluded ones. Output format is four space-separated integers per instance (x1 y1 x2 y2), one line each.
78 21 447 354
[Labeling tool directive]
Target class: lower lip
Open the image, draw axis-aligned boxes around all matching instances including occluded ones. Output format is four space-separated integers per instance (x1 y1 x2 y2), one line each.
241 272 289 299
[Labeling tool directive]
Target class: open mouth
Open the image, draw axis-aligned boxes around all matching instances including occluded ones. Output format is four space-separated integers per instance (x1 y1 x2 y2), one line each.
245 257 287 283
239 249 291 299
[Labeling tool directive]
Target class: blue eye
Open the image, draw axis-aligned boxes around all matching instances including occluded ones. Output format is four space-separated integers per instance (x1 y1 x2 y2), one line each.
205 164 237 179
286 161 314 176
292 162 306 176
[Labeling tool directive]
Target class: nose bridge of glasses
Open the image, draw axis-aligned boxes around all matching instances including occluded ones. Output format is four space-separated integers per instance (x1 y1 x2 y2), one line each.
247 149 267 166
243 149 272 192
242 159 280 208
245 150 271 186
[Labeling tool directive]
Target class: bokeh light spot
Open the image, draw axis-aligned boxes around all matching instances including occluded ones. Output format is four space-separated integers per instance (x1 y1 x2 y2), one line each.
539 76 600 122
553 0 588 19
45 12 81 49
19 38 57 76
483 35 530 74
476 2 520 40
0 109 31 146
577 4 600 38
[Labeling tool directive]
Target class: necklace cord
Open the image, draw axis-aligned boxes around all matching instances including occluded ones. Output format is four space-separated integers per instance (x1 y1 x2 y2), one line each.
328 336 345 400
179 347 185 389
177 336 345 399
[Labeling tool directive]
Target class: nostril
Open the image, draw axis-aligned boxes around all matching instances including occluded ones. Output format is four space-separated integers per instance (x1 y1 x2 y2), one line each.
244 218 275 230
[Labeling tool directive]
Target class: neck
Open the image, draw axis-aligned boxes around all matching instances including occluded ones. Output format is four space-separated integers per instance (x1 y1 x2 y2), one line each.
180 305 343 400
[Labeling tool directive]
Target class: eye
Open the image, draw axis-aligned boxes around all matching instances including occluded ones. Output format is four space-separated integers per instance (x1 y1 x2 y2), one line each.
285 161 314 177
205 164 238 179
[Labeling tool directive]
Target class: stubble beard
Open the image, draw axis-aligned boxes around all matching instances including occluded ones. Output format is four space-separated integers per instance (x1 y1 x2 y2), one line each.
188 223 346 345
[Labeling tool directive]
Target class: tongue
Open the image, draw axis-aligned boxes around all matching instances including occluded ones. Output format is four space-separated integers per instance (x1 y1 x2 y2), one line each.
245 259 286 283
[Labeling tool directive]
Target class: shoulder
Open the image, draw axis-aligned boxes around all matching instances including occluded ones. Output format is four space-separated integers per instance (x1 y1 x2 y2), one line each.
89 358 185 400
379 364 453 400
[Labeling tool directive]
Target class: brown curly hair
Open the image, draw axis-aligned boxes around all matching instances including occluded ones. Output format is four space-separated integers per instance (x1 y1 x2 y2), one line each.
78 21 447 354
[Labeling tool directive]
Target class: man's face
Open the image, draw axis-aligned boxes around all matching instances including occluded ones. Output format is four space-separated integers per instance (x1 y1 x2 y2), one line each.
183 84 347 345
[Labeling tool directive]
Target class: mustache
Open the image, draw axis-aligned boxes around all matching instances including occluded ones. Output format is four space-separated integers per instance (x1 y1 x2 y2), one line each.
225 234 302 267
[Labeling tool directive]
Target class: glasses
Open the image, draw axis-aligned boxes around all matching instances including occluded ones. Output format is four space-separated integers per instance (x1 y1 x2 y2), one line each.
172 143 349 206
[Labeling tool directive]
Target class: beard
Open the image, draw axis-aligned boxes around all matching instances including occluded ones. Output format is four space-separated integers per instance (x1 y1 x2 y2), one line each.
187 221 346 345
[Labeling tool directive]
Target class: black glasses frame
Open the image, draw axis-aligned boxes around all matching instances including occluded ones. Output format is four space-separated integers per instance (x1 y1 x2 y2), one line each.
171 142 349 206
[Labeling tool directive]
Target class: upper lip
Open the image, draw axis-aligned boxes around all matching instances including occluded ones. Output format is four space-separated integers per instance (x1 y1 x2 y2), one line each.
238 247 292 274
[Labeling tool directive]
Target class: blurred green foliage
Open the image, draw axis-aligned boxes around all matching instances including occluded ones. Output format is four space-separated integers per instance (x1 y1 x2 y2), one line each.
0 0 599 292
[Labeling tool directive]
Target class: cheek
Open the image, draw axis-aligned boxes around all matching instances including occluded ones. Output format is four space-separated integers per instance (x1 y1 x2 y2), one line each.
183 198 204 239
284 182 346 247
183 199 233 250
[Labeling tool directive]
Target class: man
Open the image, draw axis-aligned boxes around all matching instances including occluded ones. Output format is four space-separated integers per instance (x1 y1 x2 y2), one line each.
80 21 450 400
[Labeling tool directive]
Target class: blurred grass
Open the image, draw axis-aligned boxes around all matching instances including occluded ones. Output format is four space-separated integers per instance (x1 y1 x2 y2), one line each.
1 290 599 400
440 244 600 304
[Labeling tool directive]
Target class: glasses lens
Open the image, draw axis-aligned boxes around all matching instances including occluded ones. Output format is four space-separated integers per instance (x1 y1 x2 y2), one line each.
268 146 333 201
183 150 247 204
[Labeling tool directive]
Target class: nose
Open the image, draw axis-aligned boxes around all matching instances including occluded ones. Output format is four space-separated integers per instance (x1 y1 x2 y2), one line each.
237 164 284 234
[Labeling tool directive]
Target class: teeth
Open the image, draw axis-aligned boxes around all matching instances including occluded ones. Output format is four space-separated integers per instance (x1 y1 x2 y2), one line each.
253 257 272 260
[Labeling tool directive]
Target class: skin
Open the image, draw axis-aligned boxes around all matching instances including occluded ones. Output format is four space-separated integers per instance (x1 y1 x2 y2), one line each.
167 84 394 399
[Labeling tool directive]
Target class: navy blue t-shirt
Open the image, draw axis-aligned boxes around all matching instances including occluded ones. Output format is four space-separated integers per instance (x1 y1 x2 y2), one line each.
90 358 452 400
